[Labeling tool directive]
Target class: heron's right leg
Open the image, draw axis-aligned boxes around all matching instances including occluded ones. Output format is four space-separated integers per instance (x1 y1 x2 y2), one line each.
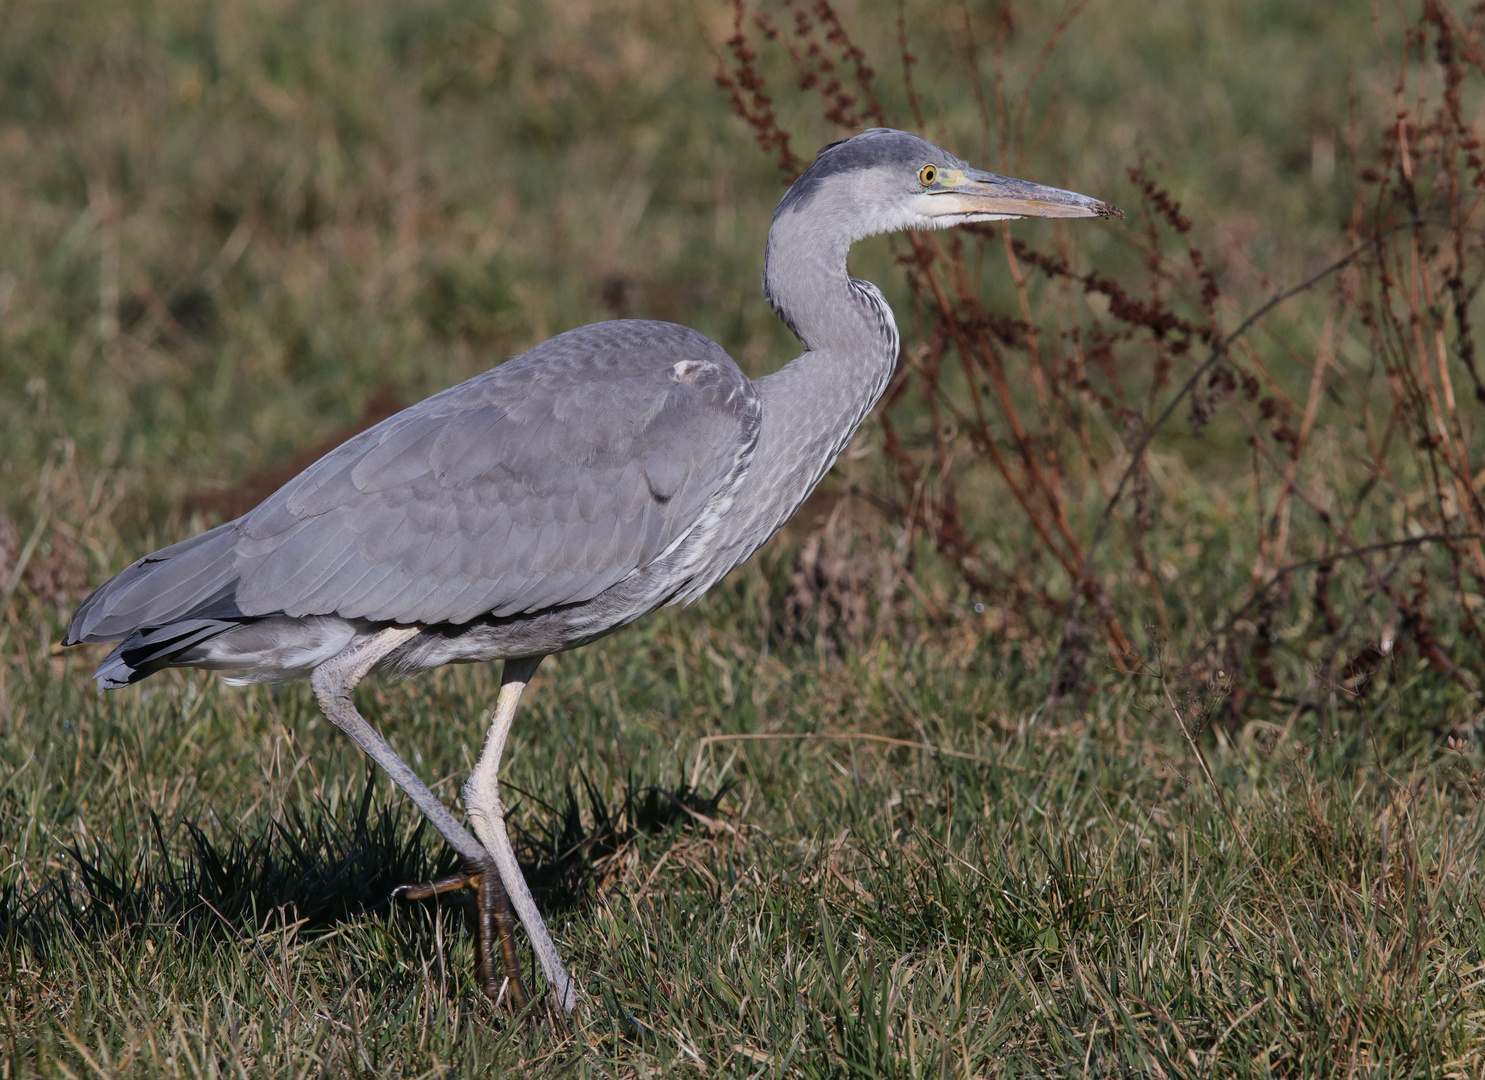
310 626 529 1009
462 655 579 1011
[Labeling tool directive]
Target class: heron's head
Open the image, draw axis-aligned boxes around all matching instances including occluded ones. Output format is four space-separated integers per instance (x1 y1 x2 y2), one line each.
775 128 1121 241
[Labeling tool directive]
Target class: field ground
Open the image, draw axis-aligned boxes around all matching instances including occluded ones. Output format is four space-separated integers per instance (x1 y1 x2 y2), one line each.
2 0 1484 1076
5 595 1483 1077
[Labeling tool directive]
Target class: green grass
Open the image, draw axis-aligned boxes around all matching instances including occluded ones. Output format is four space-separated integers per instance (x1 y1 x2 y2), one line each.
4 597 1483 1075
3 0 1484 1075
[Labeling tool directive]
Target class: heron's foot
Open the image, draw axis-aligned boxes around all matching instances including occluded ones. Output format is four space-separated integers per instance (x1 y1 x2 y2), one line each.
394 865 530 1012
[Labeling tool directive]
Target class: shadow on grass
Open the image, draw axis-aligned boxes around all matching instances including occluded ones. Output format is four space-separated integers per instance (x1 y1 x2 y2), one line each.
0 773 724 956
513 772 728 910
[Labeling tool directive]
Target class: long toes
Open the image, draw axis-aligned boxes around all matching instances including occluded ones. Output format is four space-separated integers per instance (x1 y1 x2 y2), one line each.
393 872 477 902
476 871 531 1012
395 866 532 1013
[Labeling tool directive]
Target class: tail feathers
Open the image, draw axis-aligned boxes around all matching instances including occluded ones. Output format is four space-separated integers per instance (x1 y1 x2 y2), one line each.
93 620 242 689
66 520 245 646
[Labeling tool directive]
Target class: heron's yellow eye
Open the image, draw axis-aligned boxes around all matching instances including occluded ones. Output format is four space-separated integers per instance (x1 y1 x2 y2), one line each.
919 164 937 186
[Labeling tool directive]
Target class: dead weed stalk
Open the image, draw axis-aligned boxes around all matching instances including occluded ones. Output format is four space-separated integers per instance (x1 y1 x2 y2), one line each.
719 0 1485 722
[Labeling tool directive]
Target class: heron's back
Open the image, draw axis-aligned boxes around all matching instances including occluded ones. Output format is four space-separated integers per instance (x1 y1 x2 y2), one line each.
66 320 763 686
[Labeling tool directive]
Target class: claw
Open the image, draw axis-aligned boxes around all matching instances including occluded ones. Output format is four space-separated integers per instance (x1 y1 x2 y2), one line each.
396 863 530 1012
393 872 475 902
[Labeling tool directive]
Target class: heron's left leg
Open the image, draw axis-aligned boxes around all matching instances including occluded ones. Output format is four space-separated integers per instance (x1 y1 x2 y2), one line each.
463 655 578 1011
312 627 529 1009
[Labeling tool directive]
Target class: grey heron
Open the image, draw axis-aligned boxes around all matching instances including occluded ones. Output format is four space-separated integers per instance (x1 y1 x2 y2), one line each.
64 128 1117 1013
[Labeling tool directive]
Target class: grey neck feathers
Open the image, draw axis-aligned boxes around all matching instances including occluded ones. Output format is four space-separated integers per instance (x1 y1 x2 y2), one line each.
727 193 901 550
763 201 898 360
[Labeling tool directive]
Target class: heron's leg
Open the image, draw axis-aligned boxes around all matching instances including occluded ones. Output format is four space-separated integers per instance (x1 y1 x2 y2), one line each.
463 655 578 1011
310 627 529 1009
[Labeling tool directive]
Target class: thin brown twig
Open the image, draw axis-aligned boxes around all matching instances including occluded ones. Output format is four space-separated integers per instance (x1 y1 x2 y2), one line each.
1047 224 1420 702
687 731 1026 791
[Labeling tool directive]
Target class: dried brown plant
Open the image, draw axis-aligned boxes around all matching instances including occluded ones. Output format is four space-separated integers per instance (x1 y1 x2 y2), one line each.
719 0 1485 723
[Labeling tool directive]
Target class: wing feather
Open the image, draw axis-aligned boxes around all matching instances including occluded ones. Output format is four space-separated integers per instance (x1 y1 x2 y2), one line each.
232 320 761 625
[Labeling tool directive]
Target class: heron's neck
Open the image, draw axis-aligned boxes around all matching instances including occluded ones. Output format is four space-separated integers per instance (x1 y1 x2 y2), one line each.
666 212 900 596
763 212 895 359
742 212 899 541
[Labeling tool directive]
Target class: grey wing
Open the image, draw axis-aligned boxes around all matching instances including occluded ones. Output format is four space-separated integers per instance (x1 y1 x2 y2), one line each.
65 521 245 643
232 321 761 625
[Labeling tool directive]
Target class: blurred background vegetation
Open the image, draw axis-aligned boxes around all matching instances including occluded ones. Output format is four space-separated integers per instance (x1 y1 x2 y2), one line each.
2 0 1484 1074
3 0 1472 713
0 0 1380 551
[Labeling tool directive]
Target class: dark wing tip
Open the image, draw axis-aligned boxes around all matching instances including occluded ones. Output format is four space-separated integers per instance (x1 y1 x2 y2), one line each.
92 655 140 690
1095 202 1125 220
89 636 143 689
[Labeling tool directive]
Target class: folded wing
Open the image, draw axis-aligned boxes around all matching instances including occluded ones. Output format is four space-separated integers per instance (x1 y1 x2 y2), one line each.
69 320 762 642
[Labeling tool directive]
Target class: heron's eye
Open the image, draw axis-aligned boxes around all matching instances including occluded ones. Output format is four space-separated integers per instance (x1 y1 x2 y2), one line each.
919 165 938 186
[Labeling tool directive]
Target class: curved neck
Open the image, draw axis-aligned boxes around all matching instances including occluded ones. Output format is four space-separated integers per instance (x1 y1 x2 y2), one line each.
666 203 904 599
764 208 892 358
719 207 901 556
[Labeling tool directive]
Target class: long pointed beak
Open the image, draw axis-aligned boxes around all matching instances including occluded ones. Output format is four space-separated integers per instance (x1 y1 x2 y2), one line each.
940 168 1122 220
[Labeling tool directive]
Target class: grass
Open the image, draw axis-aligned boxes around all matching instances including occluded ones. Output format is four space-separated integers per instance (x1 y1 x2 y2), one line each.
3 0 1485 1075
3 601 1483 1075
